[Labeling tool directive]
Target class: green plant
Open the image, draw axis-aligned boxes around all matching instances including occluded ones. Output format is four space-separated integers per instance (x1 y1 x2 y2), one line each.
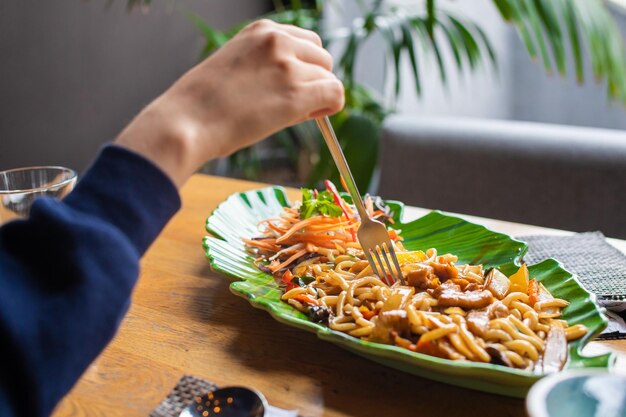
131 0 626 191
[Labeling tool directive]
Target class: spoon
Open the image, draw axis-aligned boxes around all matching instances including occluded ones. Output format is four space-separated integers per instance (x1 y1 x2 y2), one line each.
179 386 298 417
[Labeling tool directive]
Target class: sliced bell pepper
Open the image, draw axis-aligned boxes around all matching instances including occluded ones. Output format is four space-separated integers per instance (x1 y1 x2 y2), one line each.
508 263 529 294
282 270 299 291
358 305 377 320
528 278 539 306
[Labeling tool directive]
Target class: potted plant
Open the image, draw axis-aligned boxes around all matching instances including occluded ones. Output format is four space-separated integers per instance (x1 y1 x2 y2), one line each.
129 0 626 191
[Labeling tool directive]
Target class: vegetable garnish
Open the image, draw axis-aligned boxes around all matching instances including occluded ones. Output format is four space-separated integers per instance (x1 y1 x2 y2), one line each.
324 179 357 241
300 188 343 219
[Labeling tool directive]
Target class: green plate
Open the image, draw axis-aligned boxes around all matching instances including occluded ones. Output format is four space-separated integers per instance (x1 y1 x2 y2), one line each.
203 187 613 397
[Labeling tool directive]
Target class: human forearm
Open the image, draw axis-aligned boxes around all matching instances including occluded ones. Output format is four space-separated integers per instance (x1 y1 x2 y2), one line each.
0 146 180 417
114 19 344 188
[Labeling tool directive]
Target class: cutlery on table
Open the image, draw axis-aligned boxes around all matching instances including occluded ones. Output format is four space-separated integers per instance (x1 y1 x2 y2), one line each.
179 386 298 417
315 116 404 285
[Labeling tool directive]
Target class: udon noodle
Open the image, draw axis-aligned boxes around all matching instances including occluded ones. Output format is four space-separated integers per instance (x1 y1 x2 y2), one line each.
245 183 587 373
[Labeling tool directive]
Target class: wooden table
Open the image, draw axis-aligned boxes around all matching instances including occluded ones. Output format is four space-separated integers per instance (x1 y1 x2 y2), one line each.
52 174 626 417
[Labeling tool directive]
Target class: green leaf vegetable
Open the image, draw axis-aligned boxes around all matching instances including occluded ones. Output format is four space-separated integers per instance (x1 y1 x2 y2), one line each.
300 188 343 219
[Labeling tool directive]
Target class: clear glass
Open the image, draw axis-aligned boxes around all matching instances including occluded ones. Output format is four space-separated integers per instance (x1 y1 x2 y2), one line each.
0 166 77 224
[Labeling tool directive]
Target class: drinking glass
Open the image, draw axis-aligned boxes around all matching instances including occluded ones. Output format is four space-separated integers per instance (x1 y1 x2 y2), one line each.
0 166 77 224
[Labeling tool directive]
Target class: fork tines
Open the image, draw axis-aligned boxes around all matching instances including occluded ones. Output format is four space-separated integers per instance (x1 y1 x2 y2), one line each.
365 242 403 286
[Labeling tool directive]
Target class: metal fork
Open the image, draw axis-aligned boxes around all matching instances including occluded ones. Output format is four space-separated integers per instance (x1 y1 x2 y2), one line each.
315 116 404 286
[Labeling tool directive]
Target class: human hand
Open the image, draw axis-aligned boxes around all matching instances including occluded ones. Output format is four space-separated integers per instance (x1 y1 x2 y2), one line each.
115 19 344 187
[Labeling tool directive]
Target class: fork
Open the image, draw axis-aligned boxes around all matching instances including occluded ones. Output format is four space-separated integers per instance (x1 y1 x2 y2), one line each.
315 116 404 286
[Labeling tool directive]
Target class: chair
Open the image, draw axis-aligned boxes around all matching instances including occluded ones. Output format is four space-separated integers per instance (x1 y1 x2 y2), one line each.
379 116 626 239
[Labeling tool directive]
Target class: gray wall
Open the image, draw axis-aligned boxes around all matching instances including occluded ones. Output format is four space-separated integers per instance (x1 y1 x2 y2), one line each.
0 0 267 173
333 1 626 131
510 4 626 130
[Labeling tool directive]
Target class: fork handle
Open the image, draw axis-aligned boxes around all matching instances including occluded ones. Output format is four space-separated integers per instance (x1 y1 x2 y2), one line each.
315 117 369 221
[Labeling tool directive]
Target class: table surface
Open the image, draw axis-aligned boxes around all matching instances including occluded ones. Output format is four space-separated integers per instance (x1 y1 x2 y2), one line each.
52 174 626 417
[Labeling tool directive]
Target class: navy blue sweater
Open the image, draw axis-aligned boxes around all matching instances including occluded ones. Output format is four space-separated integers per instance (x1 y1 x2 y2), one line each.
0 145 181 417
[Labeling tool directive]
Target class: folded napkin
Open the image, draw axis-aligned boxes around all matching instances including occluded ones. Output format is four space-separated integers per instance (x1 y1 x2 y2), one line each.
150 375 299 417
149 375 217 417
519 232 626 340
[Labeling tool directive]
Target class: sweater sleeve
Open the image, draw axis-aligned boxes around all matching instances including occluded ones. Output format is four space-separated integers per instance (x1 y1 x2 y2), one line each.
0 145 181 417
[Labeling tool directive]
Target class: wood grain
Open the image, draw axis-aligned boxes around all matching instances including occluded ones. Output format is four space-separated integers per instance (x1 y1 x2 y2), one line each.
51 174 626 417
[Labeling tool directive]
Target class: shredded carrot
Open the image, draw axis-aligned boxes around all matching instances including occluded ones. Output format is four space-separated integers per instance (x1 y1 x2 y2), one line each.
257 217 296 226
266 222 288 234
277 217 341 243
293 294 320 306
281 239 344 249
269 249 308 272
307 221 353 231
340 176 350 194
242 239 281 251
290 232 350 241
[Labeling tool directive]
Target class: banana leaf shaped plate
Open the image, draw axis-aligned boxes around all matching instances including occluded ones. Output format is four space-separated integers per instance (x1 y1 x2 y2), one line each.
203 187 613 398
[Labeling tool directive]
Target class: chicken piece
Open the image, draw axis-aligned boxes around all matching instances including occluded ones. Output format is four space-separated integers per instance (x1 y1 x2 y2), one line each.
466 310 490 337
543 325 567 373
486 300 509 318
369 310 410 344
402 263 440 290
485 268 510 300
449 278 470 291
437 287 494 310
381 286 415 311
431 261 459 281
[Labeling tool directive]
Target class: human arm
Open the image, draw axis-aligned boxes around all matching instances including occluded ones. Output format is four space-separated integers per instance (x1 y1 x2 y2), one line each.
0 19 343 417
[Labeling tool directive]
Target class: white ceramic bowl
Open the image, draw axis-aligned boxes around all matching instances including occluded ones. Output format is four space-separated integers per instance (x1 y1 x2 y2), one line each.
527 370 626 417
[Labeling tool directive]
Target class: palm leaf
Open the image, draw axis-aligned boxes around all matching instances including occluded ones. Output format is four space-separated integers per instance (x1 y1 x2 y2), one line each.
520 0 554 74
493 0 626 103
504 0 539 60
268 8 320 30
439 23 464 70
182 10 229 57
561 1 584 83
426 0 436 37
338 32 360 86
411 17 447 84
377 19 403 99
472 23 499 71
401 21 422 96
447 15 483 70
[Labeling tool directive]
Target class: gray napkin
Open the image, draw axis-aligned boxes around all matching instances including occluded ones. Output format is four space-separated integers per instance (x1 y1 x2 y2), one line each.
149 375 217 417
519 232 626 340
150 375 299 417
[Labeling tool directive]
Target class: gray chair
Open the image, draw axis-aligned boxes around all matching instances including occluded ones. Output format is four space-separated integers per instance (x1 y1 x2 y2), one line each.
379 116 626 239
